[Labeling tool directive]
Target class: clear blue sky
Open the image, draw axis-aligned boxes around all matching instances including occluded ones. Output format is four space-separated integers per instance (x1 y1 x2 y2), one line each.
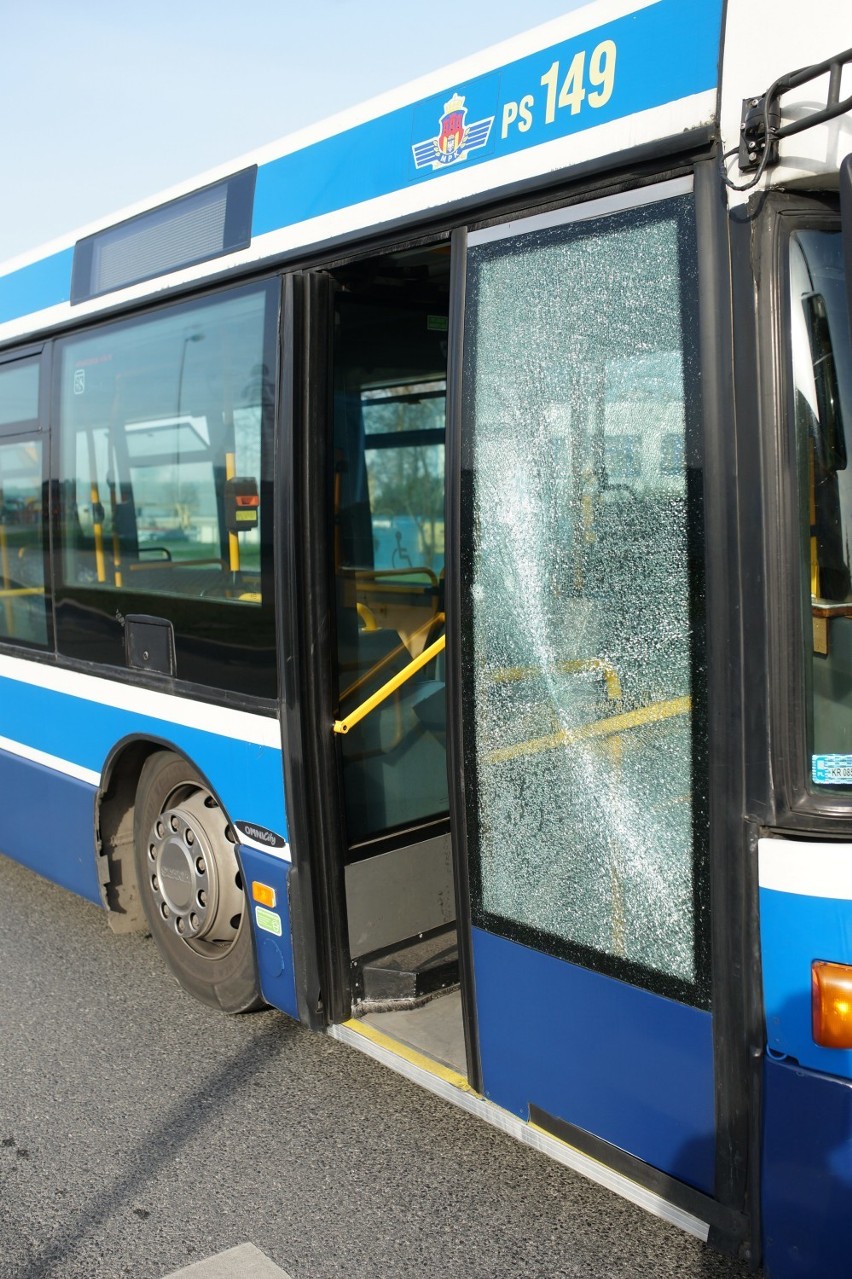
1 1 587 264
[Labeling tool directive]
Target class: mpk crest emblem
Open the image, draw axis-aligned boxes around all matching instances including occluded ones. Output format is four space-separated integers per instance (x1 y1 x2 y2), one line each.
412 92 494 171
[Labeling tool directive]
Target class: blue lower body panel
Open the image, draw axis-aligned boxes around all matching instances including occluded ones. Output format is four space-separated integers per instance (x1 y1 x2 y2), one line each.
473 926 715 1193
236 844 298 1020
762 1056 852 1279
0 746 101 904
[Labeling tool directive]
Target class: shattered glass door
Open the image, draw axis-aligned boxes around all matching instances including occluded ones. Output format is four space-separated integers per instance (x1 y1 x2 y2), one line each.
461 184 709 1005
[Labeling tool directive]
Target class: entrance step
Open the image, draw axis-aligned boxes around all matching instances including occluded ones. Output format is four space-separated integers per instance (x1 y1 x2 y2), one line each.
358 928 458 1008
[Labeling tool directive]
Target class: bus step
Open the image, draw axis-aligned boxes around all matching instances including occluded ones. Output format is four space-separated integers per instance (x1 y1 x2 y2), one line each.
358 930 459 1007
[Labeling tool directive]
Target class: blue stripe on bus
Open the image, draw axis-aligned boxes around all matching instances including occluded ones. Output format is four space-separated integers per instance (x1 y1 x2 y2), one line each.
472 926 715 1194
0 746 102 903
253 0 721 236
760 884 852 1079
0 672 288 847
0 0 722 329
0 248 74 327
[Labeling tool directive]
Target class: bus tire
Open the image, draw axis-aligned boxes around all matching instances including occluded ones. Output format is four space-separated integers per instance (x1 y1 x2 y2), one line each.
133 750 264 1013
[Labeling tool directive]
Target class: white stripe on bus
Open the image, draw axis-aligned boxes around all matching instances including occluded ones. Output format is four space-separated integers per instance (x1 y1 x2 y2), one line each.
0 733 101 786
0 652 281 748
758 837 852 900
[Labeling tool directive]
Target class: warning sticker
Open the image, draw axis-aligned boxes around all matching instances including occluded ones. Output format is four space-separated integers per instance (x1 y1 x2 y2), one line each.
255 906 283 937
812 754 852 785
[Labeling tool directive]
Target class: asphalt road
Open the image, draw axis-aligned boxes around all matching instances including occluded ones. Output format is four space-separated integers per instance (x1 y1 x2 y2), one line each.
0 852 754 1279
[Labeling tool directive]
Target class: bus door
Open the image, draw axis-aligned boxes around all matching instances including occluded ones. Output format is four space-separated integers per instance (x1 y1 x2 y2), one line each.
316 245 467 1070
455 181 716 1195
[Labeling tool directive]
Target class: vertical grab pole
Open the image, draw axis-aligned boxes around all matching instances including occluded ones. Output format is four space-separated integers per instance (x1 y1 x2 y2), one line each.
225 451 240 573
86 431 107 583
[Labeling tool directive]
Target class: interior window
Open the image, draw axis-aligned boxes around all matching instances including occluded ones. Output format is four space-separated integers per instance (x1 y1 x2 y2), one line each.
790 228 852 788
362 384 445 575
332 259 449 848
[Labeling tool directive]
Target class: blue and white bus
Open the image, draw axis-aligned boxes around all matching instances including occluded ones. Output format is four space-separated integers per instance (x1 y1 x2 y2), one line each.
1 2 851 1274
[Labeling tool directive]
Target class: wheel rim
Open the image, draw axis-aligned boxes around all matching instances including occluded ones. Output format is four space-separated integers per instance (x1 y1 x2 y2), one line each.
146 783 244 955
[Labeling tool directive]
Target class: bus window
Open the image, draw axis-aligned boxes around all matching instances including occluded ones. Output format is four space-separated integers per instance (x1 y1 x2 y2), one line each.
0 357 47 648
0 438 47 647
54 282 277 696
362 384 445 576
59 289 268 601
0 360 38 428
790 229 852 789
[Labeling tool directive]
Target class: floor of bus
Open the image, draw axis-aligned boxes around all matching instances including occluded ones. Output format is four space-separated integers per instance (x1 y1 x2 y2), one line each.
359 988 466 1075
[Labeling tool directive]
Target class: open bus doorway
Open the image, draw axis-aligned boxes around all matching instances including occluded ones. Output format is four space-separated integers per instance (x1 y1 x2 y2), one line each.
326 243 465 1075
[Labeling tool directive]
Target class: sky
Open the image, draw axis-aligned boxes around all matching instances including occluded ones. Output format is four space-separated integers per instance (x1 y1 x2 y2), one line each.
0 0 589 265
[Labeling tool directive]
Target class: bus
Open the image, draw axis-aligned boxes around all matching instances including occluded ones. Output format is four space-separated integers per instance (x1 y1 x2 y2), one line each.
0 2 850 1273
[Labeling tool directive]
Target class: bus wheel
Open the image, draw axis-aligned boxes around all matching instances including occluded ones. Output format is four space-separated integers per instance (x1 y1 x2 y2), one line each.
133 751 264 1013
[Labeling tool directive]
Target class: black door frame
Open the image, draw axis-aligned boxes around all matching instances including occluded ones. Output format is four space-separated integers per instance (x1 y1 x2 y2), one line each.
280 269 352 1029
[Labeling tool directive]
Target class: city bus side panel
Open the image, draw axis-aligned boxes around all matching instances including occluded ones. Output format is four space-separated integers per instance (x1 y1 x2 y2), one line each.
0 653 298 1019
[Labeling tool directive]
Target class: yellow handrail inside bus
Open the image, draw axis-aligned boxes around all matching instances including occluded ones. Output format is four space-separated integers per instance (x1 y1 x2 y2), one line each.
353 566 438 587
226 451 240 573
356 601 378 631
490 657 622 702
128 557 224 571
486 695 690 764
340 612 446 704
333 634 445 735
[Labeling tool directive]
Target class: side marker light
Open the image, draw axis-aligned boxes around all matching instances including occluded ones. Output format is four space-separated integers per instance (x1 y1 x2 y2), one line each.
812 960 852 1048
252 881 276 910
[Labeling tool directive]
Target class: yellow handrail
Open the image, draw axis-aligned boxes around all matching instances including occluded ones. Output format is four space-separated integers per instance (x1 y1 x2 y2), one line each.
486 695 690 764
490 657 622 702
0 587 43 598
128 557 224 572
340 612 446 704
333 634 445 735
352 566 438 587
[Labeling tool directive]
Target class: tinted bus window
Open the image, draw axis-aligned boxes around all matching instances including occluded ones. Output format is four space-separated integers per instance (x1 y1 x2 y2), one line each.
0 361 39 427
55 282 277 697
0 437 47 646
0 358 47 648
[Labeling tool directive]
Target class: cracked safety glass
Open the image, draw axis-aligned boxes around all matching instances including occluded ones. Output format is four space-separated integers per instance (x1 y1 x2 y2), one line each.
461 193 708 1002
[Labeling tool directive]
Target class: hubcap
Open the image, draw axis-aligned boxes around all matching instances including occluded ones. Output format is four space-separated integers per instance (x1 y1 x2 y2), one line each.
146 786 243 951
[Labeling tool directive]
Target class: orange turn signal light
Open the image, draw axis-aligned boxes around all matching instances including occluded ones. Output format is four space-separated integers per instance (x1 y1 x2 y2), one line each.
812 960 852 1048
251 881 276 909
